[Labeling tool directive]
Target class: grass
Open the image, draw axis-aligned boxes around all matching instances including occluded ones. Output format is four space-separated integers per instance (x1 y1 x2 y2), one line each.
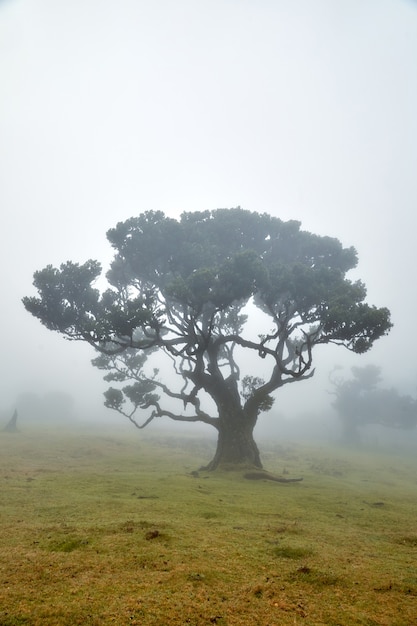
0 427 416 625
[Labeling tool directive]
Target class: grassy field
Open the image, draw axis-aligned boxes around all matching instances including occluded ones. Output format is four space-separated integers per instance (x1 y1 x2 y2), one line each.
0 426 416 625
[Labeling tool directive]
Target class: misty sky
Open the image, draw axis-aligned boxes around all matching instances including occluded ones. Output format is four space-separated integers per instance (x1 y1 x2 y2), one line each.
1 0 416 423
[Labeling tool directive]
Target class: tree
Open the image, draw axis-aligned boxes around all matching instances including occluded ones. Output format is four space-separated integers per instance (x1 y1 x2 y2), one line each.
3 409 19 433
15 391 75 423
23 208 392 469
330 365 417 444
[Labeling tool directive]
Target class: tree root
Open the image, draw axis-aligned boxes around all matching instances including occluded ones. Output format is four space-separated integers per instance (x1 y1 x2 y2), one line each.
244 471 303 483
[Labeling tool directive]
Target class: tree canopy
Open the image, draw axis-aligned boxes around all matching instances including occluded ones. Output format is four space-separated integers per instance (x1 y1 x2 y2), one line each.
23 208 392 469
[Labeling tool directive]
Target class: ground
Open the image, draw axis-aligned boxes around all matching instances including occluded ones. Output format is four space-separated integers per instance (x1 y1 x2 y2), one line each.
0 426 416 625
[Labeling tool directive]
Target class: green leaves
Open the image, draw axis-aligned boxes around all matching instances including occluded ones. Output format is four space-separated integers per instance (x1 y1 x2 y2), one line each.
23 260 158 344
322 302 392 353
102 209 373 346
23 260 102 335
103 387 124 411
104 380 159 413
212 250 267 307
165 249 267 310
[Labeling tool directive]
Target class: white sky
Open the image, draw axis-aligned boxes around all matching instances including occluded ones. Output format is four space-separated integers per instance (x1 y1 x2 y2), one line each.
1 0 416 422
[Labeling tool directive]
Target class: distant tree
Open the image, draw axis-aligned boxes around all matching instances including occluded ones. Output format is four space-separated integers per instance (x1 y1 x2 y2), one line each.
16 391 75 423
42 391 75 422
15 392 43 422
3 409 19 433
329 365 417 444
23 208 392 470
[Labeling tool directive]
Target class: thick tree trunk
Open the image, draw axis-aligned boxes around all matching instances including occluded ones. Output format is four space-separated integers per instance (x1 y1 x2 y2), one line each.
202 420 262 471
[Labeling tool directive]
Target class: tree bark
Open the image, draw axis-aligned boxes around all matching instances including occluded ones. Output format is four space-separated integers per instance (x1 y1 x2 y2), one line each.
202 419 262 471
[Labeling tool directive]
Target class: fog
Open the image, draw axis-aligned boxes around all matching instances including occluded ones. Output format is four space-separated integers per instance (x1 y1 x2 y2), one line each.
1 0 417 442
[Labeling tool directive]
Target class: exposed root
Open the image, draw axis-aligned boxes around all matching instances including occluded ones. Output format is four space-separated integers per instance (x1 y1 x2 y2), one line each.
244 471 303 483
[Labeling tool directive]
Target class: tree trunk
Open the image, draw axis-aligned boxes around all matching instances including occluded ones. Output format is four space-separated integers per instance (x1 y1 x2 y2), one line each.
3 409 19 433
202 419 262 471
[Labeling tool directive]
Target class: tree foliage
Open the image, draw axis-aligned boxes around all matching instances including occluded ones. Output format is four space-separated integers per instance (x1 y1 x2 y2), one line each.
23 208 392 468
330 365 417 443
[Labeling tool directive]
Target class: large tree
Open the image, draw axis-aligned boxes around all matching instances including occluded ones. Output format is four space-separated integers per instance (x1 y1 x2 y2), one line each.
23 208 392 469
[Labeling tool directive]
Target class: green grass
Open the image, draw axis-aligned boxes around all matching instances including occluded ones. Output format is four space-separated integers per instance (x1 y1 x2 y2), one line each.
0 427 416 625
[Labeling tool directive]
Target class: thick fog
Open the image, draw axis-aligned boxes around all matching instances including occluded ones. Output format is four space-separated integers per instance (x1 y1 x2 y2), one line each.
1 0 416 440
